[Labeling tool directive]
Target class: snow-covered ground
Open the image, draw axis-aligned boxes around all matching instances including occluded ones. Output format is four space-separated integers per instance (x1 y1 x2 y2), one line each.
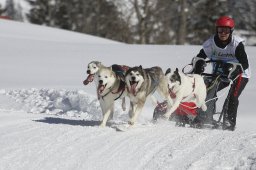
0 19 256 170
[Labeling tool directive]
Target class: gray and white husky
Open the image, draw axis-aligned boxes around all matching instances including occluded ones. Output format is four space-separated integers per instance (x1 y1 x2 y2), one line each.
96 66 128 127
164 68 207 119
125 65 171 125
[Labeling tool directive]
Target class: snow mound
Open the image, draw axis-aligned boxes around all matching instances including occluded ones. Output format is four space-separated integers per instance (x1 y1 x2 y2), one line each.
4 88 103 119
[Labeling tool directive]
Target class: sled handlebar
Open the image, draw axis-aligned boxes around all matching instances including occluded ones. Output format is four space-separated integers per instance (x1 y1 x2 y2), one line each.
205 60 224 64
202 72 230 79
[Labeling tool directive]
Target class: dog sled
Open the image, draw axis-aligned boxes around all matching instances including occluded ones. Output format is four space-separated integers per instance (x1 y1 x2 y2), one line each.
153 59 243 130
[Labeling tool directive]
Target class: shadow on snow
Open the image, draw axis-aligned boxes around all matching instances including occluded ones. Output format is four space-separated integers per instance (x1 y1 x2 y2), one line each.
34 117 101 127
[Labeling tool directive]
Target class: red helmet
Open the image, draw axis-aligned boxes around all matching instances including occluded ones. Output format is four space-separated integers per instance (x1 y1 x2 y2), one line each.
215 16 235 29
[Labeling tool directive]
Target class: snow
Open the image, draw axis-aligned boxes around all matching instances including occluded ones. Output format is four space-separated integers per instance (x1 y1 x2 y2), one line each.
0 19 256 170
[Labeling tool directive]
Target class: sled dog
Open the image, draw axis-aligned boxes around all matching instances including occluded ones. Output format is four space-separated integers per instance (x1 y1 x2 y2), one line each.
125 65 171 125
164 68 207 118
97 66 128 127
83 61 102 85
83 61 129 86
83 61 129 115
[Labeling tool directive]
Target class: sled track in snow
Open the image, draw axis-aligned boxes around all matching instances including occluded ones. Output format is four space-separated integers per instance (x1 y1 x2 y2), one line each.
1 88 256 170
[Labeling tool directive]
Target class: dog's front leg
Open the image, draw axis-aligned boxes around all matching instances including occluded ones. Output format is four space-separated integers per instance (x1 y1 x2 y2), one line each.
128 102 132 118
128 101 145 125
122 97 126 111
100 103 113 127
164 96 183 119
108 103 114 120
195 94 207 111
128 101 135 119
149 95 158 107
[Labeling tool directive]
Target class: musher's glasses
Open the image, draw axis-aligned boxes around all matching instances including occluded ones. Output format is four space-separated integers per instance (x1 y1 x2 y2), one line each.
217 27 231 34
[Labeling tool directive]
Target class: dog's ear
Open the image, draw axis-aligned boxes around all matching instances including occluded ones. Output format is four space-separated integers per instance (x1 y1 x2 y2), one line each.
175 68 179 73
174 68 180 77
165 68 171 75
95 61 102 68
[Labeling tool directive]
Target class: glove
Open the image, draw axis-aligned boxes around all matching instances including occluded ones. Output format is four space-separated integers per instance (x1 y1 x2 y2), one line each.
223 62 243 79
192 57 206 74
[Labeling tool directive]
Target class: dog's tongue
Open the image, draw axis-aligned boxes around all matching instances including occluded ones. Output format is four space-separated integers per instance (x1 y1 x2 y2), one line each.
131 83 137 95
83 74 94 85
97 85 105 94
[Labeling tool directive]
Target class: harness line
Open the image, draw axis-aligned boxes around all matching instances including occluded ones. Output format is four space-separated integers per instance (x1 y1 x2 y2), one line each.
177 74 240 110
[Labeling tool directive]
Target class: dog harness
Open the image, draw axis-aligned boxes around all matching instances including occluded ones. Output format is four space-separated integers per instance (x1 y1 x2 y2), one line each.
99 64 129 101
111 80 126 100
100 78 126 101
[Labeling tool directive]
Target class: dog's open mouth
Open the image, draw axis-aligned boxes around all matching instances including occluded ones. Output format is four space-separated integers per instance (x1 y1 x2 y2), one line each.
83 74 94 85
130 81 138 95
168 88 176 99
97 84 107 94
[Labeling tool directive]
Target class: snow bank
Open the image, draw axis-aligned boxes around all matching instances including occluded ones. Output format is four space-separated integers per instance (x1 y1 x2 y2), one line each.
3 88 128 122
4 88 103 118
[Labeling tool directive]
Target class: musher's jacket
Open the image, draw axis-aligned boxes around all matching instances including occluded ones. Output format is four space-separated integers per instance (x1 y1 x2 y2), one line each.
197 34 251 78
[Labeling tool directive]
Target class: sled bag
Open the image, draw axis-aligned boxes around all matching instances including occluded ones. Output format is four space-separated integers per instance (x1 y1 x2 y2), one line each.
175 102 197 116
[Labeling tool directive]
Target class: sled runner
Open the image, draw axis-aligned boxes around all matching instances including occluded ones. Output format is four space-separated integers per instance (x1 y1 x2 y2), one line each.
153 59 243 130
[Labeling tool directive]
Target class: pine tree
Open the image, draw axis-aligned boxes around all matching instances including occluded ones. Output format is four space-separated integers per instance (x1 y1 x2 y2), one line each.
27 0 54 26
5 0 23 21
27 0 131 42
0 4 5 16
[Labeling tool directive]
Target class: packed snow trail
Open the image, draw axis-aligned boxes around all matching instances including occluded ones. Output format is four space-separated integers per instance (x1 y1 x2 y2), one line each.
1 89 256 170
0 108 256 170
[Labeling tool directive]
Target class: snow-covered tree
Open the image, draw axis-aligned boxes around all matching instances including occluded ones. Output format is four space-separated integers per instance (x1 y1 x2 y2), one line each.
0 4 5 15
5 0 23 21
27 0 130 42
25 0 256 44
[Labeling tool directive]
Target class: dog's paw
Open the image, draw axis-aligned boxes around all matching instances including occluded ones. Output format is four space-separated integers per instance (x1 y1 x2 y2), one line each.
99 123 106 127
128 120 135 126
163 114 170 120
201 104 207 111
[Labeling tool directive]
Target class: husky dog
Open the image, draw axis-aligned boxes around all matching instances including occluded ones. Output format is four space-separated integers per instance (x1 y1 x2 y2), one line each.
164 68 207 119
125 65 171 125
83 61 102 85
97 66 128 127
83 61 128 115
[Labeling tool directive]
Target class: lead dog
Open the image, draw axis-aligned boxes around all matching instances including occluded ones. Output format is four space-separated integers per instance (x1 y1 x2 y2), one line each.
83 61 128 126
96 66 129 127
163 68 207 119
125 65 171 125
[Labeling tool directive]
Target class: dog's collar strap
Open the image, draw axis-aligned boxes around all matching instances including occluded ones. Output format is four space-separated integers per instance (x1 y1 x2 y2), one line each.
112 80 126 101
112 80 125 94
100 86 113 100
192 78 195 92
100 80 125 101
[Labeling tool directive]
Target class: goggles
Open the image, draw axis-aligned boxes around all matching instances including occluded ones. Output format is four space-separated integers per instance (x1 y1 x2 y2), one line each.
217 27 231 34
